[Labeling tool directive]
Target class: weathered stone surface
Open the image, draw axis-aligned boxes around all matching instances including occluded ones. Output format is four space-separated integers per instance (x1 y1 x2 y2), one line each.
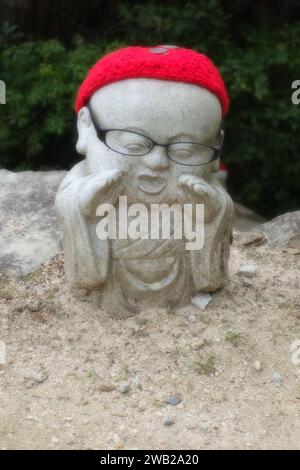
258 211 300 247
0 168 267 279
56 79 236 317
0 169 66 276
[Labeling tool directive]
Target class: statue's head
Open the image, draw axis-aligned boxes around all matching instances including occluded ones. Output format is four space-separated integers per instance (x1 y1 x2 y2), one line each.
75 45 228 203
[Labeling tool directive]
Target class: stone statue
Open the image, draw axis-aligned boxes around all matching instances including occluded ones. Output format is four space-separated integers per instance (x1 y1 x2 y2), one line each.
55 45 234 317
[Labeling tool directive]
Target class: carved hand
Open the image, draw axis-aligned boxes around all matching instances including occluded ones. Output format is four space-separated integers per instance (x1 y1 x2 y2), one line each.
178 174 222 221
79 170 124 218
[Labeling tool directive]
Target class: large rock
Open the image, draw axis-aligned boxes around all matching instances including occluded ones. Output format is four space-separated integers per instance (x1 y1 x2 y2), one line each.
237 210 300 249
259 211 300 247
0 169 265 277
0 170 66 276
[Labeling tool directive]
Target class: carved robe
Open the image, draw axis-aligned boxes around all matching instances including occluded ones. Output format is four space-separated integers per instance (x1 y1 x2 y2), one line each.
55 161 234 313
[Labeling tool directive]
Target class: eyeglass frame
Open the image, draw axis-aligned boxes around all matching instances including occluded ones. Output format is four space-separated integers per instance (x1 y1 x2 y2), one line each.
87 103 223 167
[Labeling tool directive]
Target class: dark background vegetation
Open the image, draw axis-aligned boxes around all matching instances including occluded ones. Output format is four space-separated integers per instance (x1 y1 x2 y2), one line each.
0 0 300 217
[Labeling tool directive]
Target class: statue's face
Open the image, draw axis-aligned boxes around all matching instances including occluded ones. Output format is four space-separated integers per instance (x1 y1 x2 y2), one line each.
78 78 222 204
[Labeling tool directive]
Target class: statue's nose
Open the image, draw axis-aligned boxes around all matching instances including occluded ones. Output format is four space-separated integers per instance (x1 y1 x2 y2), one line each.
143 146 170 170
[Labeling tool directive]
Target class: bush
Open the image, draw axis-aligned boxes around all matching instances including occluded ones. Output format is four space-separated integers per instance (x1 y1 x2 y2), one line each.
0 37 124 169
0 0 299 217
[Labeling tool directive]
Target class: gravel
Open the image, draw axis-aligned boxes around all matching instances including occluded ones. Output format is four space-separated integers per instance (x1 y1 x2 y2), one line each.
165 396 182 406
191 293 213 310
238 264 257 278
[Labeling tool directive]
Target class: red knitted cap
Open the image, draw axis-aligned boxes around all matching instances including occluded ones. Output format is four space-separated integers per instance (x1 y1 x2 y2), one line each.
75 45 229 116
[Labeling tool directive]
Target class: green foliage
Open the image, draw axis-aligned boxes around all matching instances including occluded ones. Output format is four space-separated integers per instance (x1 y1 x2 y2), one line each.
118 0 230 51
223 26 300 216
0 37 124 169
194 353 217 376
0 21 24 49
0 0 299 216
225 331 243 347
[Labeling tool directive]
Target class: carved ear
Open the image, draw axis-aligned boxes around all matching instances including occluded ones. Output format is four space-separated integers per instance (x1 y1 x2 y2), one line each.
76 106 92 155
217 128 225 149
211 129 224 173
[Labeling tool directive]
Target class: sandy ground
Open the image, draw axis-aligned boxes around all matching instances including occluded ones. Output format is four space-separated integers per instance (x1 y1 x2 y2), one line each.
0 230 299 450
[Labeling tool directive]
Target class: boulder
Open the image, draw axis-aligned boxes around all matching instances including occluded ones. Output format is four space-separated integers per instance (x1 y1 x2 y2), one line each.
259 211 300 247
0 169 276 277
0 170 66 276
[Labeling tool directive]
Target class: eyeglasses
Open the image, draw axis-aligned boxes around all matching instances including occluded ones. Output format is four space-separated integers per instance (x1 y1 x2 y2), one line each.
87 104 222 167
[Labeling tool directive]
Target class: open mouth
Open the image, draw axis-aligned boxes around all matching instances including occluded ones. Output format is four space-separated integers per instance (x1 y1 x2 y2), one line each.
138 175 166 194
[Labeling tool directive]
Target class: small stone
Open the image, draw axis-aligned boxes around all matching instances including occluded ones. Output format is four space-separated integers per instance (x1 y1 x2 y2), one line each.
190 339 205 350
137 401 146 412
98 383 116 392
11 301 27 313
26 415 39 422
27 300 42 312
63 416 74 422
242 279 253 288
187 314 196 323
165 395 182 406
131 375 142 390
23 368 48 386
287 234 300 250
163 415 175 426
293 310 300 320
200 423 209 432
272 372 283 385
79 398 89 406
119 380 130 394
111 433 125 449
238 264 257 278
253 360 262 372
191 293 212 310
67 435 75 445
